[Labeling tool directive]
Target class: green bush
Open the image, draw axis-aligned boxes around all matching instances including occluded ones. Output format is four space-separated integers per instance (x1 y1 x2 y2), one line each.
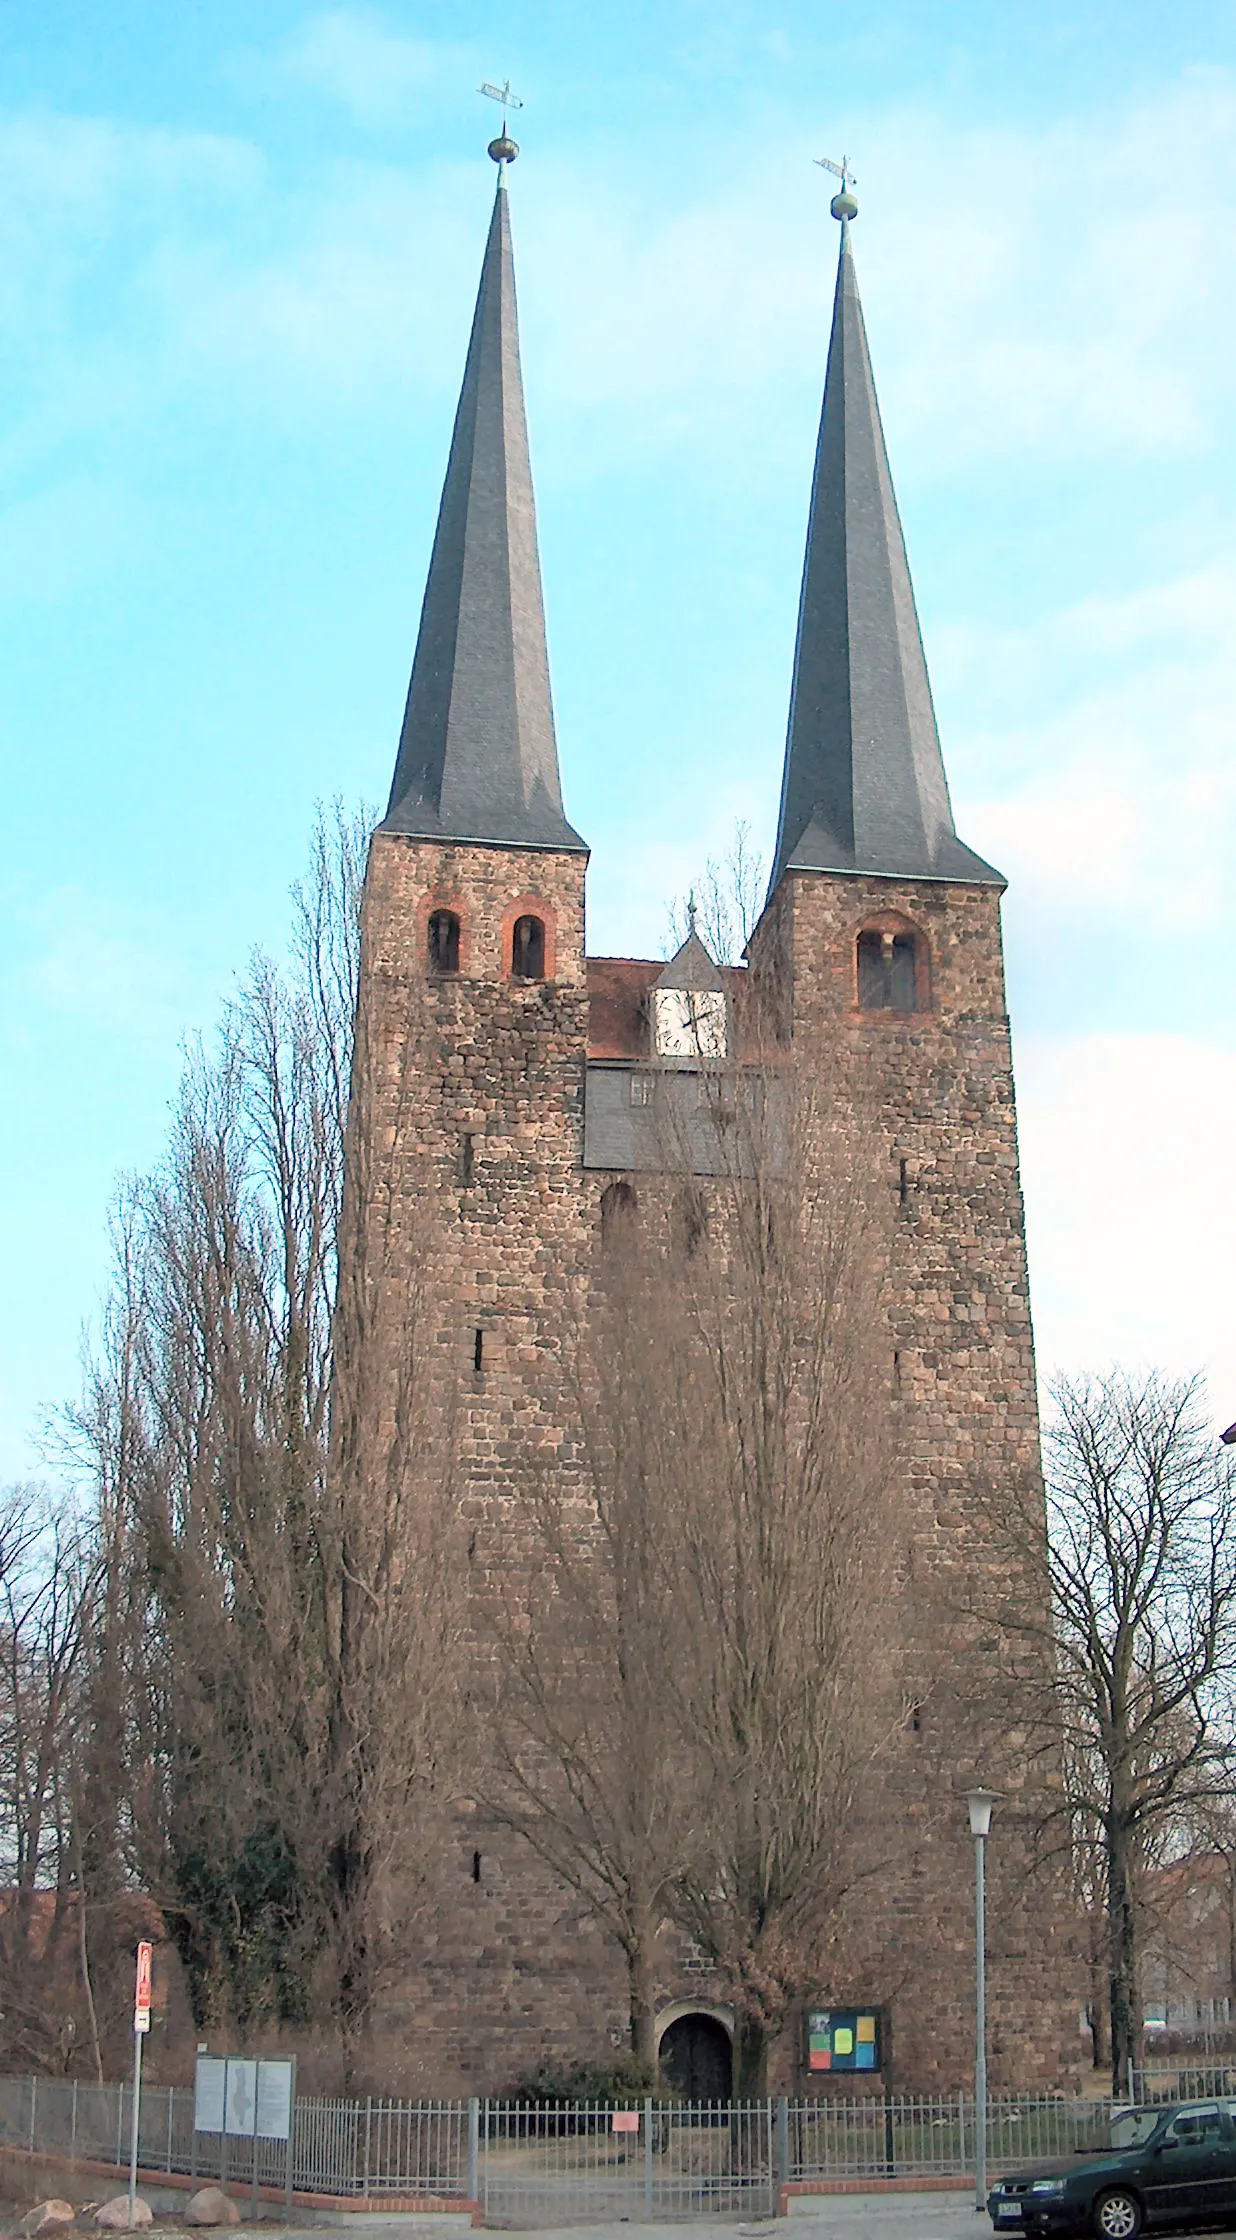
510 2051 660 2107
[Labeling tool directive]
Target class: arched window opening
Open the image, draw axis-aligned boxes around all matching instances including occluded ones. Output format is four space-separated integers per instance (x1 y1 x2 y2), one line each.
600 1181 637 1241
857 928 918 1013
511 914 546 981
428 909 461 975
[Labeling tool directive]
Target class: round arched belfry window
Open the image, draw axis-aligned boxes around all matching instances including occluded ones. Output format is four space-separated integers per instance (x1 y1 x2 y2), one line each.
512 915 546 980
857 928 918 1012
427 909 461 974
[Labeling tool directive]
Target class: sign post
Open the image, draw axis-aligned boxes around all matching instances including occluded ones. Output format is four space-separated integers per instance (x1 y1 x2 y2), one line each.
128 1942 153 2224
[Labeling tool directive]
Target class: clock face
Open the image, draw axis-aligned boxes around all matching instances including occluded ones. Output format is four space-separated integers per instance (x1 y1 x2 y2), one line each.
652 987 727 1059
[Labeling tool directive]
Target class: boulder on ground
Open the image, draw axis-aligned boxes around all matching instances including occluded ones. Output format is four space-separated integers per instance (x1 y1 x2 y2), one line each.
184 2190 241 2228
93 2198 153 2231
21 2199 76 2237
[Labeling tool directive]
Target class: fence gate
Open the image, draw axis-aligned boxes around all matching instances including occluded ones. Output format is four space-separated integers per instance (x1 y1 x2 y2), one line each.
478 2100 778 2226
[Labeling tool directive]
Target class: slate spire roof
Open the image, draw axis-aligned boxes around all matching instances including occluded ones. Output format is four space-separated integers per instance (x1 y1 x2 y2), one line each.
769 210 1001 894
382 173 586 853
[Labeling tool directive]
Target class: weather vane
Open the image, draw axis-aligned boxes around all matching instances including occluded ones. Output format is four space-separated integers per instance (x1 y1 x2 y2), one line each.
815 153 858 223
479 79 523 171
479 80 523 130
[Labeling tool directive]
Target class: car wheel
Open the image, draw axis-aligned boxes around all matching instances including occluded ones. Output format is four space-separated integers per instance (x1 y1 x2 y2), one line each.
1092 2191 1142 2240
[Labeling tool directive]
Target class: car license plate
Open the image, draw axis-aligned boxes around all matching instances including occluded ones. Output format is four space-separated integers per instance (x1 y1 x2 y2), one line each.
992 2208 1023 2229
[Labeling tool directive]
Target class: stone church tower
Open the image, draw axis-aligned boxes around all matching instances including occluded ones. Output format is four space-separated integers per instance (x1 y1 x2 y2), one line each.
346 146 1078 2095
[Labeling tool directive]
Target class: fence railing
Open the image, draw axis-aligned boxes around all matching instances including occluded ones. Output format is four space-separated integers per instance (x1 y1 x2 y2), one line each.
1131 2058 1236 2102
0 2076 1122 2224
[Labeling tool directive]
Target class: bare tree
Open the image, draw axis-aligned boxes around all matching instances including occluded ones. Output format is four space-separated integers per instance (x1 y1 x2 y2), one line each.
322 971 467 2071
667 821 764 964
479 1211 691 2072
654 1076 903 2094
1179 1794 1236 2022
487 1056 905 2095
999 1371 1236 2093
0 1486 99 2073
59 803 467 2077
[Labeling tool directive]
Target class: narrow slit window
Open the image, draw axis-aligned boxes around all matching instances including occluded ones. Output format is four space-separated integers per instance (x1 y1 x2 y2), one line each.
600 1181 637 1241
473 1328 484 1373
679 1186 707 1256
460 1133 475 1186
428 909 461 974
511 914 546 981
471 1851 482 1884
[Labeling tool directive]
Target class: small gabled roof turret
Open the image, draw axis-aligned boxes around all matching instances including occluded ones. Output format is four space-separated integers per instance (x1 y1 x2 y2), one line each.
382 148 585 854
654 915 726 994
769 188 1001 896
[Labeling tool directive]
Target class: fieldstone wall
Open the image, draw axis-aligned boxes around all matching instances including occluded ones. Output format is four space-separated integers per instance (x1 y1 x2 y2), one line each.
747 871 1078 2089
340 835 1080 2096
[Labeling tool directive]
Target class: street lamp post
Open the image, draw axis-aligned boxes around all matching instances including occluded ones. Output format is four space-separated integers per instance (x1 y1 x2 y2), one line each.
966 1789 999 2215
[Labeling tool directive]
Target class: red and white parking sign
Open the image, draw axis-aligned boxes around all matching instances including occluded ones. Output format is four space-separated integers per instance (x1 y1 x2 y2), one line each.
134 1941 153 2034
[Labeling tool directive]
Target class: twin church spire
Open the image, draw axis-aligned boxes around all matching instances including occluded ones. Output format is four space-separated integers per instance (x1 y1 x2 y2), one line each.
770 197 1000 890
385 156 998 896
382 152 585 853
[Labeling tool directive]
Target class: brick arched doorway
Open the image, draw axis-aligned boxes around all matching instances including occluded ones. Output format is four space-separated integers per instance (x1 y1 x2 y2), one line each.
657 2010 733 2102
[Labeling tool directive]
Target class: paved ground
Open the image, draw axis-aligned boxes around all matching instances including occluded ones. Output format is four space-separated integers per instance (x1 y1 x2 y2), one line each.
779 2199 984 2238
778 2199 984 2238
468 2207 986 2240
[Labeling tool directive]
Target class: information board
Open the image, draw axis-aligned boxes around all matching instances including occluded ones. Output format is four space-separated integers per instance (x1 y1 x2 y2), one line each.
224 2059 257 2139
805 2007 882 2073
255 2061 295 2142
194 2054 295 2143
194 2057 226 2134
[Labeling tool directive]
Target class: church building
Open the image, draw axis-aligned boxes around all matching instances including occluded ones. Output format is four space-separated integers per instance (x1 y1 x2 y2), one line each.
344 135 1078 2095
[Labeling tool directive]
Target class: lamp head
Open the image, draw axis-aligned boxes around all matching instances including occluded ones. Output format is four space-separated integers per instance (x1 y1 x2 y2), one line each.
966 1788 999 1838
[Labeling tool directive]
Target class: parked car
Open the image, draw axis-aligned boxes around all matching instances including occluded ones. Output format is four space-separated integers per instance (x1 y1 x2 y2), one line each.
987 2100 1236 2236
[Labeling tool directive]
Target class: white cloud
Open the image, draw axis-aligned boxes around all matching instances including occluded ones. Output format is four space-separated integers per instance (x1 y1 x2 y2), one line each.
273 11 464 130
1016 1031 1236 1426
950 562 1236 940
517 67 1236 473
4 58 1236 476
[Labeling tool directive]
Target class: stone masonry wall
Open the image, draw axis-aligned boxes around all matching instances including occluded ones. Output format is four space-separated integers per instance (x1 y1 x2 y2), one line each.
350 832 638 2093
341 834 1081 2095
747 870 1080 2090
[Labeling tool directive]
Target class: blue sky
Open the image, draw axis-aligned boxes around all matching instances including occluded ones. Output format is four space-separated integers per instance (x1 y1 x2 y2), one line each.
3 0 1236 1475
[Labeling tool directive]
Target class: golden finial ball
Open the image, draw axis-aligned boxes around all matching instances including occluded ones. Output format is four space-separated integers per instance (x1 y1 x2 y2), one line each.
830 189 858 221
488 134 519 165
